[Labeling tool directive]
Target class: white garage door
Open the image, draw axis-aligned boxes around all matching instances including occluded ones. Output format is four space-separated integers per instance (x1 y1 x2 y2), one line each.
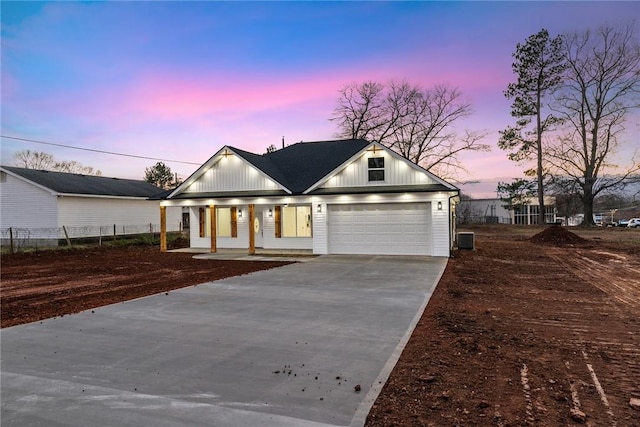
328 203 431 255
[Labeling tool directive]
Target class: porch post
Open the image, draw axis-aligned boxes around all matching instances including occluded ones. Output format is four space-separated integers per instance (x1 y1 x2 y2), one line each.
160 206 167 252
209 205 217 253
248 204 255 255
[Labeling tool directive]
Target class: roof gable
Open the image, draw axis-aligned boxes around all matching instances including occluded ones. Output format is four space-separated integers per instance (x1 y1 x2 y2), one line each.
305 142 457 193
1 166 164 198
165 139 456 199
181 148 286 195
167 140 370 198
167 146 291 199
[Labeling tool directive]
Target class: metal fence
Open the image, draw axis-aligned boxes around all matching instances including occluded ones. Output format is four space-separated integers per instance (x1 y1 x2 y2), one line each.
1 223 184 251
456 215 512 225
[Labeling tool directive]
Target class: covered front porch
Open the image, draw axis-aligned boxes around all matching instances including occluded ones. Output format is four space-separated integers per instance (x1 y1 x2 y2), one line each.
159 201 315 254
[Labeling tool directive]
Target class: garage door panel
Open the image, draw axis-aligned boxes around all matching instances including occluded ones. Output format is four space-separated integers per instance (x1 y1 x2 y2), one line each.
328 203 431 255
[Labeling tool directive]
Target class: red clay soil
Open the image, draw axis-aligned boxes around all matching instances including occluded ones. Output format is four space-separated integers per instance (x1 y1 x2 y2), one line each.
2 227 639 426
366 227 640 426
530 225 587 245
0 245 290 328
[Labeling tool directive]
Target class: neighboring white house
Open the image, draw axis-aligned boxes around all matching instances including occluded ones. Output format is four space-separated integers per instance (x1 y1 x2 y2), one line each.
157 139 460 257
458 196 557 225
0 166 182 245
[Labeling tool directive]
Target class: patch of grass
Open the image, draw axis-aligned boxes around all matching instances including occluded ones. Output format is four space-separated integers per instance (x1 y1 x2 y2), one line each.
1 232 189 254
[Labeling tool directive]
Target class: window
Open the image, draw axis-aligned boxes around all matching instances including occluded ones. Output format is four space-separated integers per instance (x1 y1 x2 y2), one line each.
198 207 238 238
0 171 6 183
544 206 555 224
528 205 539 225
217 208 232 237
276 206 311 237
368 157 385 181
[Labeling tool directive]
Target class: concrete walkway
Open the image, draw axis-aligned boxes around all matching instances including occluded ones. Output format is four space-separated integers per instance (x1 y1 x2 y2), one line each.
1 255 447 427
174 248 317 262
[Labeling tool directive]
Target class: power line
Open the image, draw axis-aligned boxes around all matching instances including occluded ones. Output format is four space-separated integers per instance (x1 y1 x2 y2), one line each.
1 135 202 166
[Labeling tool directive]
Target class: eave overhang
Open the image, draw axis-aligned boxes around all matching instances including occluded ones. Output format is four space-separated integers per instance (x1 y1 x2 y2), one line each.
308 184 457 196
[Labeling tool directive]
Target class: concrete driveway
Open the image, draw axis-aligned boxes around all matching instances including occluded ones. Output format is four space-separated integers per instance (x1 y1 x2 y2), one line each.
1 255 447 427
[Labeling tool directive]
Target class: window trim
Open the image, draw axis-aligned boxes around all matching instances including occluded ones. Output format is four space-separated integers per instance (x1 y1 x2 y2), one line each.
275 205 312 238
368 157 385 182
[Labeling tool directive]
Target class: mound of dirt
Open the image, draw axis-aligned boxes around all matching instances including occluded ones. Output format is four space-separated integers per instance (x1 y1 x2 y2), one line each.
530 225 587 246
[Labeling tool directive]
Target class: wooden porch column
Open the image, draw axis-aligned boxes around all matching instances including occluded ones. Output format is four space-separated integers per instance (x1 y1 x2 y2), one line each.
160 206 167 252
209 205 217 253
248 204 255 255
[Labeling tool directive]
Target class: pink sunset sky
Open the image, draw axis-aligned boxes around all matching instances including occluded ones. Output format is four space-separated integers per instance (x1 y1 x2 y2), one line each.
1 1 638 197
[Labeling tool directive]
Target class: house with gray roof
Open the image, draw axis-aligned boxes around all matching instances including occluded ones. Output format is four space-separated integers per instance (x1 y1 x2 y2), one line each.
0 166 182 244
159 139 459 256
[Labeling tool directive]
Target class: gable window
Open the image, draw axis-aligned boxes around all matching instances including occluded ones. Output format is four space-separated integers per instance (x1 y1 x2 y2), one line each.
276 206 312 237
368 157 385 181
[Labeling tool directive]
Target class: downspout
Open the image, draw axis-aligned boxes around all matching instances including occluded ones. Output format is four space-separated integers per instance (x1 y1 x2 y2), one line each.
448 191 460 256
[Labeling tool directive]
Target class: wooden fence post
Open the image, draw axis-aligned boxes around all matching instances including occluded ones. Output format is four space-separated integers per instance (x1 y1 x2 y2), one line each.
9 227 14 254
113 224 117 241
62 226 72 246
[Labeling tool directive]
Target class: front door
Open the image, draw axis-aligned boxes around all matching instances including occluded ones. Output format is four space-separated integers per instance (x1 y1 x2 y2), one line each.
254 213 263 248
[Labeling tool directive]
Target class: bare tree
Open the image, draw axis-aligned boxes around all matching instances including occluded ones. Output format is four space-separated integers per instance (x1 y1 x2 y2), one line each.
549 23 640 226
55 160 102 176
13 150 55 170
331 80 489 179
13 150 102 175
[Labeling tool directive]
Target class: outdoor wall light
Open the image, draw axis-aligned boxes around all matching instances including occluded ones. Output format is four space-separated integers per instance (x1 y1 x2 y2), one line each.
317 204 322 213
268 209 273 217
238 209 243 218
437 201 443 211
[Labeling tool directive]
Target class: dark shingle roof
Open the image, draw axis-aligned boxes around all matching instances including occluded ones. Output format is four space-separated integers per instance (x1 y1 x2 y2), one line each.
1 166 165 198
232 139 370 194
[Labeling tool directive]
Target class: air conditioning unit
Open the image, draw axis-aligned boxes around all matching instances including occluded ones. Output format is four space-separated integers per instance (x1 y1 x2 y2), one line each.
457 232 475 250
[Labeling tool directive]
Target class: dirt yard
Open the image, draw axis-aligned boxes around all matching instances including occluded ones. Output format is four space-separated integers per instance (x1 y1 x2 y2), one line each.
366 225 640 427
0 246 290 328
1 226 639 426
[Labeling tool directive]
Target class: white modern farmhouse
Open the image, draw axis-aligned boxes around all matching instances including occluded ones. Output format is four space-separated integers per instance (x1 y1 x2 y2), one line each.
158 139 459 256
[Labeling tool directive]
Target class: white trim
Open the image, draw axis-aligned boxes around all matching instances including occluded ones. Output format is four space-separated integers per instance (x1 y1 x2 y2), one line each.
57 194 155 201
0 167 59 196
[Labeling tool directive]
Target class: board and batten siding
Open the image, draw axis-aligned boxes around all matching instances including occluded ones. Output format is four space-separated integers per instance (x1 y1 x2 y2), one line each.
188 206 250 249
0 172 58 229
312 203 328 254
58 197 181 231
183 155 281 194
430 198 451 257
319 150 437 189
262 206 313 250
